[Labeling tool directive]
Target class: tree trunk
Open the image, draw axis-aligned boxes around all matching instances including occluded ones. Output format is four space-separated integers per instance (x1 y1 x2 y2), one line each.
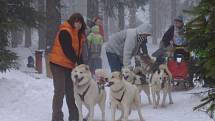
109 17 117 34
46 0 61 78
46 0 61 52
101 0 109 42
103 12 109 42
87 0 99 27
17 29 23 45
38 0 46 50
128 2 137 28
12 29 23 47
171 0 176 24
156 0 162 40
150 0 157 45
24 0 31 48
155 0 159 45
118 2 125 30
11 29 18 48
24 26 31 48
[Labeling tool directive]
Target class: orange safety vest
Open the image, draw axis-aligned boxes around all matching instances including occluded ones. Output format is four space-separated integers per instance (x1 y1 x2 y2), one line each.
49 21 84 69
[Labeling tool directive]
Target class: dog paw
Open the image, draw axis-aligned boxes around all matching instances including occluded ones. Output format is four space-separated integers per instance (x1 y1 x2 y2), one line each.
169 101 174 104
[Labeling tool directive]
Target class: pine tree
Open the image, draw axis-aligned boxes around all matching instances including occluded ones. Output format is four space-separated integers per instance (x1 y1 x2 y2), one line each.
0 0 42 72
185 0 215 80
185 0 215 118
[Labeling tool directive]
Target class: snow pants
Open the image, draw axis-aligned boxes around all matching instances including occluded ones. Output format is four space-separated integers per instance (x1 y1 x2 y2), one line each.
50 63 79 121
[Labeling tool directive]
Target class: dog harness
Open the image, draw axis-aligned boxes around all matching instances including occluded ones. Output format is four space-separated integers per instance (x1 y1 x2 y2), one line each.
78 83 91 102
112 86 126 103
161 70 171 88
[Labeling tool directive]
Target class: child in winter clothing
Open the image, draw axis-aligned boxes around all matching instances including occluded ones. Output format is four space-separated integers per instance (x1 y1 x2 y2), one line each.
87 25 103 44
93 16 104 37
87 25 103 74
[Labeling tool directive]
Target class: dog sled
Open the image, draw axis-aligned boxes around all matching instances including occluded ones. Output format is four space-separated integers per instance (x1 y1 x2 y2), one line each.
137 40 192 90
167 54 190 89
165 44 194 90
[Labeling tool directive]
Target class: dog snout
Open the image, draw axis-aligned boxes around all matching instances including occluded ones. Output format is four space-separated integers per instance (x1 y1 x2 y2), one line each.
105 78 109 82
74 75 78 79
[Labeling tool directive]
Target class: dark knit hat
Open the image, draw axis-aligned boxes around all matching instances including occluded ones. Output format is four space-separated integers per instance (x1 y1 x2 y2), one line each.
174 15 183 23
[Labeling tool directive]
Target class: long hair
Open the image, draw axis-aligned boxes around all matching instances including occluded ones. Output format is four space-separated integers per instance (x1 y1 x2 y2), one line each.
68 13 86 40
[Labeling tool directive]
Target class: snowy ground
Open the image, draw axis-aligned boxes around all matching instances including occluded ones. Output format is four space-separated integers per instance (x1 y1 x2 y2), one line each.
0 69 213 121
0 44 213 121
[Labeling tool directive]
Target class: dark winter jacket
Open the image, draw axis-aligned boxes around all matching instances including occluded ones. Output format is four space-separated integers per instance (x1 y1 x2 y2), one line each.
160 25 174 48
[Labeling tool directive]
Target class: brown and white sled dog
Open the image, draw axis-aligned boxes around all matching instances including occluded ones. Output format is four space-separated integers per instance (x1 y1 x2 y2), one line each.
71 64 106 121
108 71 145 121
95 68 109 103
122 67 151 104
95 68 109 86
149 64 173 109
135 55 155 74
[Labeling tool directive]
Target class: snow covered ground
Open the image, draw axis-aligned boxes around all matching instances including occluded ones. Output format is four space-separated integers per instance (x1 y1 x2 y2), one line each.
0 69 213 121
0 46 213 121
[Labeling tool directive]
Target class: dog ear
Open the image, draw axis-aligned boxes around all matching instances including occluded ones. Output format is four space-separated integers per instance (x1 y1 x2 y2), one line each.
85 65 90 71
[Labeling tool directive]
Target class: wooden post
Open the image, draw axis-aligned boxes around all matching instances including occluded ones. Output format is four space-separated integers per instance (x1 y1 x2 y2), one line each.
45 50 52 78
35 50 43 73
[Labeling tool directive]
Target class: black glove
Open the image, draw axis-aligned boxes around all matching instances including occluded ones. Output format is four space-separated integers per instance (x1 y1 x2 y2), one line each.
77 56 84 65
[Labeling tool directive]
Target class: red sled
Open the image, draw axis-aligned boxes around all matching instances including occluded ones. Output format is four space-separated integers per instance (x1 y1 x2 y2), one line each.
167 60 188 80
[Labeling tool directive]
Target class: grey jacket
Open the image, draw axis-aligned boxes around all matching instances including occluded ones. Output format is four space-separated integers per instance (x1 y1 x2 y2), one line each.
105 29 138 66
105 24 152 67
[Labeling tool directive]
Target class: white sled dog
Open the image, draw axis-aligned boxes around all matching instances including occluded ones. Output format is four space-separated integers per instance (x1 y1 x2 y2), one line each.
108 71 145 121
71 64 106 121
122 67 151 104
149 64 173 109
